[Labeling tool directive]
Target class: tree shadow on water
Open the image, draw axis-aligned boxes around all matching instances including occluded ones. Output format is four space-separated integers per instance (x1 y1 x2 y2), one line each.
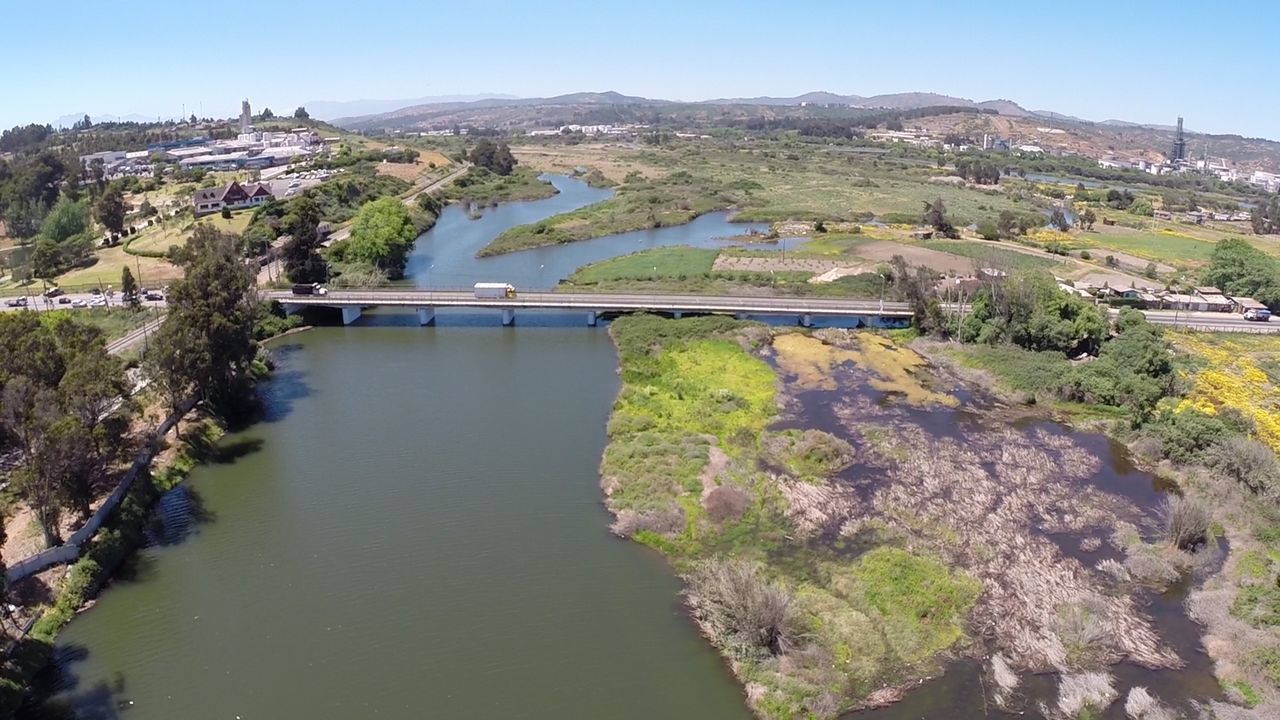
145 486 216 548
17 643 126 720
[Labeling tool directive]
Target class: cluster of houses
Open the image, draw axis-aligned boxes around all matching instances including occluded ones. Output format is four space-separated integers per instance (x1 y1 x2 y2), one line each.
1065 283 1268 314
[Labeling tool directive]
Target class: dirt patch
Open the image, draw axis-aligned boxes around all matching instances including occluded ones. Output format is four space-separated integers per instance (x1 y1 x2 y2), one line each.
852 240 976 275
512 143 667 184
712 255 860 275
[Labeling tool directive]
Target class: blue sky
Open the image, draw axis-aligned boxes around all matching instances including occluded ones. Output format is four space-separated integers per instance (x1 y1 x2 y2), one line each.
3 0 1276 138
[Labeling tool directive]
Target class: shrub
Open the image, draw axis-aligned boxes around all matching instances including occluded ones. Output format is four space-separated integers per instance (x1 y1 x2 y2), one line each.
685 559 799 658
1162 496 1211 550
1205 436 1280 496
1052 672 1117 718
1124 686 1175 720
1080 250 1092 260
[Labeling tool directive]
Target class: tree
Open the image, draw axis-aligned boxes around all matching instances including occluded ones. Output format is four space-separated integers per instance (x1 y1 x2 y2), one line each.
1050 209 1071 232
189 113 198 125
1129 199 1154 217
1201 237 1280 308
3 198 47 240
280 197 326 283
331 197 419 279
96 185 127 234
149 225 259 415
923 198 958 237
976 220 1000 241
30 239 64 280
1080 208 1097 230
468 139 517 176
293 106 310 120
958 271 1108 355
2 377 65 546
88 158 106 193
261 107 275 120
1250 196 1280 235
121 265 140 308
40 198 90 243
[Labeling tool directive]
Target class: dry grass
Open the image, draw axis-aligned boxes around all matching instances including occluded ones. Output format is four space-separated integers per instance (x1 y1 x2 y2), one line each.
685 559 801 659
1124 686 1177 720
512 143 667 184
1048 671 1117 719
1162 496 1212 550
989 653 1021 709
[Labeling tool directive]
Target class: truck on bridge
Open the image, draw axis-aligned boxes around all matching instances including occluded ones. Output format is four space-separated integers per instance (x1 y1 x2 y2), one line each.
474 282 516 299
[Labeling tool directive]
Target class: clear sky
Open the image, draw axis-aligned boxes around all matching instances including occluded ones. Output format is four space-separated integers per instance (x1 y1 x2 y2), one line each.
3 0 1276 138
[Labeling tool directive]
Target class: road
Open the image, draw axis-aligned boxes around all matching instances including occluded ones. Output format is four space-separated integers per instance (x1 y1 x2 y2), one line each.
1 291 166 315
264 289 916 317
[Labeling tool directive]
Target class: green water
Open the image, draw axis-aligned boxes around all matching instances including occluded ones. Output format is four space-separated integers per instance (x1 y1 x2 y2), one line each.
31 326 751 719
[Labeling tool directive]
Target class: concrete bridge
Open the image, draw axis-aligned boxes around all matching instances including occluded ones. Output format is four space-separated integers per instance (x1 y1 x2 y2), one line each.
265 289 915 328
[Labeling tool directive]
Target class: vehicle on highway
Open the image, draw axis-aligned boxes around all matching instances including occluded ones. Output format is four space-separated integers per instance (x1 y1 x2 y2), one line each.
44 287 64 298
474 282 517 299
89 287 102 296
71 299 87 308
89 297 107 308
291 283 328 296
144 291 164 301
57 296 71 305
1244 308 1272 322
5 297 28 307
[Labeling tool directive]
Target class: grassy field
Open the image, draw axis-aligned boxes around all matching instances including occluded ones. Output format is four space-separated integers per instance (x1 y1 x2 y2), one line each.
923 240 1061 272
560 247 888 298
1076 229 1218 265
55 246 182 287
42 307 161 341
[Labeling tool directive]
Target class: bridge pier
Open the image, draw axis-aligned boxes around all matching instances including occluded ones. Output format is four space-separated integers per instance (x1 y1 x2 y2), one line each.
416 307 436 326
341 306 362 325
734 312 747 321
799 314 813 328
672 311 683 319
501 308 515 326
586 310 597 327
282 303 304 316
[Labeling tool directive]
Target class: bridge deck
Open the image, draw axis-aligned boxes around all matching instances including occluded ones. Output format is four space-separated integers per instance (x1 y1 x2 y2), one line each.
266 289 916 317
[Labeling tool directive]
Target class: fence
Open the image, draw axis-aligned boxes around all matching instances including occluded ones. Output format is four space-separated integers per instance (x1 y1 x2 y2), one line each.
4 397 198 585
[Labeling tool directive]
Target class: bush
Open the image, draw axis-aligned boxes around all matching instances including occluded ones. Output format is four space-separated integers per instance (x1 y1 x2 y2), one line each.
1080 250 1092 260
1162 496 1211 550
1205 436 1280 495
685 559 799 658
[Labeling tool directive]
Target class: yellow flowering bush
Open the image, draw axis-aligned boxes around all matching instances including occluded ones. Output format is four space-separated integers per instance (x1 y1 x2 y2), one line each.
1173 333 1280 452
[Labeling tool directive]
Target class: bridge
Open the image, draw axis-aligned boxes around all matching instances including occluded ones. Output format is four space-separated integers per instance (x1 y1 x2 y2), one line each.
265 289 915 327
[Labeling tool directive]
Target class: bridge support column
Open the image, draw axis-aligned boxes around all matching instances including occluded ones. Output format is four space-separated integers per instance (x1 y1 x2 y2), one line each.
734 312 747 321
416 307 435 326
341 306 362 325
673 311 683 319
799 314 813 328
501 308 516 326
586 310 597 327
282 303 304 316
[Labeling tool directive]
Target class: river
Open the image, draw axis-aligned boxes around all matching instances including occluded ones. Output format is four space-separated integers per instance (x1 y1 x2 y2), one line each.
23 176 1218 719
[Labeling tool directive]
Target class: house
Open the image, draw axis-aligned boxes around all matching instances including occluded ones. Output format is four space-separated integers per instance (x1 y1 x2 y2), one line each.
1117 288 1160 308
1192 287 1233 312
1160 293 1210 312
192 180 275 216
1230 297 1269 314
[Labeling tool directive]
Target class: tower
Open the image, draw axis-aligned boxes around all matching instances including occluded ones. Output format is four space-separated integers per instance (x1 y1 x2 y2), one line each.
1170 116 1187 163
240 99 252 134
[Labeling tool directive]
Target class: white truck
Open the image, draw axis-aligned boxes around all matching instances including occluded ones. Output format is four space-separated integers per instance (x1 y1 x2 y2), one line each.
474 282 516 299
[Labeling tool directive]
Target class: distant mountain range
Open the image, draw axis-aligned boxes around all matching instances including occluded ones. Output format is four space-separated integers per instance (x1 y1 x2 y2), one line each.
303 94 518 121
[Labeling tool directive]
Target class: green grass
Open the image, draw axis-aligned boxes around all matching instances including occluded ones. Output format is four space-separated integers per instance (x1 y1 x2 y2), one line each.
442 167 557 205
568 247 717 283
560 247 888 298
943 344 1074 396
1079 230 1218 264
39 307 161 341
923 240 1060 271
791 232 875 257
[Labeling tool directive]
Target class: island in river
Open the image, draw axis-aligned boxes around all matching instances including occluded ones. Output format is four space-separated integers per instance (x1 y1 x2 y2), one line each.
601 314 1222 720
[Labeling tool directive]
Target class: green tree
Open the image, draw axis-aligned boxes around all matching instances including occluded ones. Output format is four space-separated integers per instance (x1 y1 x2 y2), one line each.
468 139 517 176
332 197 419 279
30 239 64 280
261 107 275 120
280 196 326 283
1 377 65 546
959 271 1107 355
1050 209 1070 232
976 220 1000 241
1129 199 1154 217
293 106 309 120
41 198 90 243
121 265 140 308
149 225 259 415
1080 208 1097 230
96 185 127 234
1201 237 1280 308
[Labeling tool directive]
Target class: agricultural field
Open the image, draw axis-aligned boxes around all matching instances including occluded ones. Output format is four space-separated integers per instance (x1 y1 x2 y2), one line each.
1076 228 1219 266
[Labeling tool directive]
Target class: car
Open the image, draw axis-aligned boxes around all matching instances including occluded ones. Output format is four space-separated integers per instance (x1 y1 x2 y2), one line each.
57 296 71 305
4 297 28 307
1244 308 1272 322
89 297 107 308
44 287 64 298
71 299 87 308
89 287 102 296
144 291 164 301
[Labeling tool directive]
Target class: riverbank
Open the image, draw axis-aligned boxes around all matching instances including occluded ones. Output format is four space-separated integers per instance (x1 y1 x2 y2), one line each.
440 167 559 207
601 315 1243 719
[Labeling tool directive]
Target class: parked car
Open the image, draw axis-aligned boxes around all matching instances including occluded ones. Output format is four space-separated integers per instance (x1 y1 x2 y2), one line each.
1244 308 1272 322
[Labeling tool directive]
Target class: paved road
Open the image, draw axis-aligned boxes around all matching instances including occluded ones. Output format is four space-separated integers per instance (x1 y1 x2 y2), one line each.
264 289 916 317
1 292 166 314
1140 309 1277 333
